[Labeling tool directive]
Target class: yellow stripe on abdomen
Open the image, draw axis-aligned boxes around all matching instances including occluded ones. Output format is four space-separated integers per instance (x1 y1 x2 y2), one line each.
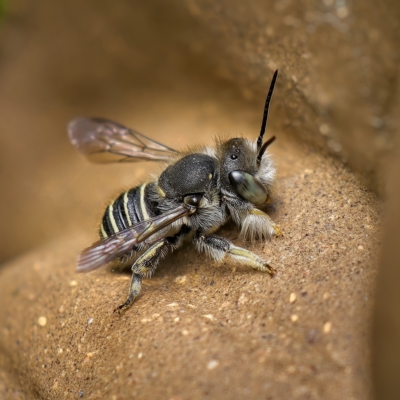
108 203 119 233
100 221 107 238
123 191 132 226
139 183 150 220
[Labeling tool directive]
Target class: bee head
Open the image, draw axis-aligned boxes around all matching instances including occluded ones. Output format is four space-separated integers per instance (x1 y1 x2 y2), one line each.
218 137 272 206
218 70 278 206
220 70 278 206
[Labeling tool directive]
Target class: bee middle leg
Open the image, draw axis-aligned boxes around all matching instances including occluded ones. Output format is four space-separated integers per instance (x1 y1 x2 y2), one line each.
193 232 275 275
115 226 191 312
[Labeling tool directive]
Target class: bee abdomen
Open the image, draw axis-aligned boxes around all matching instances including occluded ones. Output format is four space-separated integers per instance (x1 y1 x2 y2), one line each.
99 183 158 239
100 188 136 238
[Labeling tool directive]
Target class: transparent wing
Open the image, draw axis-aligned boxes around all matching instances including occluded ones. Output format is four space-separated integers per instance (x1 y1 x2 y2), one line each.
68 117 178 163
77 204 195 272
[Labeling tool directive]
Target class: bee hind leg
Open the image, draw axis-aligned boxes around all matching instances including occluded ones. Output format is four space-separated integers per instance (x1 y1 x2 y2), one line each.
115 273 142 312
115 226 191 312
193 232 275 275
114 239 168 312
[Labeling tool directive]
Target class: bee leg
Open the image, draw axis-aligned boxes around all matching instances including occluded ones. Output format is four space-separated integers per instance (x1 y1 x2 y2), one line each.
194 233 276 275
114 273 142 312
115 226 191 312
115 239 167 312
240 209 282 239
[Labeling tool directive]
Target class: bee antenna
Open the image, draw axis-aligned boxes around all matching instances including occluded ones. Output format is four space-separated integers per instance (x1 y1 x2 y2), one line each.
256 70 278 161
258 135 276 162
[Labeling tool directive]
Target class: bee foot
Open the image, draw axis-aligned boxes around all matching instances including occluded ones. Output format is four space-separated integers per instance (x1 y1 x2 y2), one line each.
267 264 277 276
113 304 126 314
273 225 282 237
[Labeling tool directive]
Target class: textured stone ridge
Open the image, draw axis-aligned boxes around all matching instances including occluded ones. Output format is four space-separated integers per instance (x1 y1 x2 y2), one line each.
0 139 381 399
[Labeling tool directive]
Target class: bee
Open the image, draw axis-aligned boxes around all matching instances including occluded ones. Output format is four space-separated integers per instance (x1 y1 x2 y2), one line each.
68 70 281 311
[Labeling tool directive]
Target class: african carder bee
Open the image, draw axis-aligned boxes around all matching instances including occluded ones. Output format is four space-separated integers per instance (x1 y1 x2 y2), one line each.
68 70 281 311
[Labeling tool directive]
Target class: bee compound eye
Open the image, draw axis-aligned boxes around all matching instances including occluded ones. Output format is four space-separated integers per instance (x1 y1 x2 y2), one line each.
228 170 268 205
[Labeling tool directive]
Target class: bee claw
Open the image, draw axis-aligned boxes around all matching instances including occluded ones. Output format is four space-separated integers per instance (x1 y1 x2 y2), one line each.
269 265 277 276
113 302 129 313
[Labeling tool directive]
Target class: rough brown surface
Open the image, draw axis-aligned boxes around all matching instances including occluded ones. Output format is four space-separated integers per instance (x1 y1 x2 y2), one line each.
0 136 381 399
0 0 395 399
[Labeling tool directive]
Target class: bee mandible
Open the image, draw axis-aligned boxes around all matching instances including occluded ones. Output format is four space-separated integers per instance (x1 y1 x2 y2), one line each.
68 70 281 311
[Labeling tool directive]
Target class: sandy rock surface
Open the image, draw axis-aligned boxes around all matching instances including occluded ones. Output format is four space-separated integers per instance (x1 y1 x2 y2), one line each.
0 0 394 398
0 137 381 399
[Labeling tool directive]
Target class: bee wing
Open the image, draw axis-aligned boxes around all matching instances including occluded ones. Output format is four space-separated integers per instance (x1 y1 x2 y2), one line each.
68 117 178 163
77 204 194 272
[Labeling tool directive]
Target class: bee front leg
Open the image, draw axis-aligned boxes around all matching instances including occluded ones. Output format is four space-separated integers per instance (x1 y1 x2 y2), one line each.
240 208 282 241
193 233 275 275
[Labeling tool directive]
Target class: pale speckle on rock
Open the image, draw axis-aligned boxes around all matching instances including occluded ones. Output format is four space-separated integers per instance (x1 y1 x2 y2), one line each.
174 275 187 284
358 245 364 250
319 123 330 135
323 321 332 333
69 280 77 287
289 293 297 303
286 365 296 373
238 293 248 305
207 360 219 370
219 301 230 310
203 314 214 321
32 262 41 271
138 353 143 359
38 316 47 326
116 275 130 281
181 329 189 336
291 314 299 323
336 6 349 19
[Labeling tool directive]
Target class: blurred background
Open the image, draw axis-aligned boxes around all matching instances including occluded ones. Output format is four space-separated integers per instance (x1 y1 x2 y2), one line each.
0 0 399 398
